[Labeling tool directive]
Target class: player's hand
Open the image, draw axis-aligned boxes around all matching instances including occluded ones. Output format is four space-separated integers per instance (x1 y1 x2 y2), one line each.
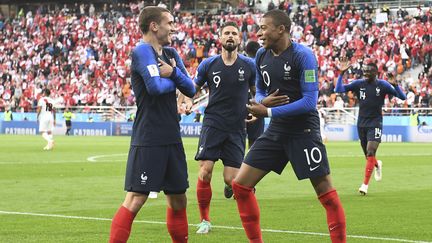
53 121 56 126
338 57 352 73
158 58 175 78
245 113 258 123
261 89 290 107
387 73 398 86
247 100 269 117
184 98 193 115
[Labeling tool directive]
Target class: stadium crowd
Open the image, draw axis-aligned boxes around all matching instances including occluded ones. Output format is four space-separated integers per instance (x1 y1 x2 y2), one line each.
0 0 431 115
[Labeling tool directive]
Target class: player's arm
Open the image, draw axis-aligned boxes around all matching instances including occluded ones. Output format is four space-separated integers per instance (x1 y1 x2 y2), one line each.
247 57 257 98
52 107 56 126
383 75 407 100
176 59 209 112
334 57 356 93
254 50 266 104
248 50 319 118
36 100 42 121
268 50 319 118
132 46 176 95
170 50 196 98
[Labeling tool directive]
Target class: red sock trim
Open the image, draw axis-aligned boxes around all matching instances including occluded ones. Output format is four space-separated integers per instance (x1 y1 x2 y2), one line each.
232 181 263 243
109 206 136 243
167 207 188 243
319 190 346 243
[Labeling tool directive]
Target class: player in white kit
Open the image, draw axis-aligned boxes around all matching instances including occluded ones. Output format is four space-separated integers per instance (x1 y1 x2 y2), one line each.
37 89 56 150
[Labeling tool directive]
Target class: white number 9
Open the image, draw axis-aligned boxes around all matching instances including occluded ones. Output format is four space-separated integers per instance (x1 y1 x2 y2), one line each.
213 75 221 88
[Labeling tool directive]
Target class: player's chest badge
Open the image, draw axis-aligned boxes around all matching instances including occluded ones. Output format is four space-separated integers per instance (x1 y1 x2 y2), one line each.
283 63 291 80
376 87 381 96
238 67 245 82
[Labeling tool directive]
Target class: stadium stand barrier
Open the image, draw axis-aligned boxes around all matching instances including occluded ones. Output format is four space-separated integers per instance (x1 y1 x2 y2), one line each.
1 108 431 142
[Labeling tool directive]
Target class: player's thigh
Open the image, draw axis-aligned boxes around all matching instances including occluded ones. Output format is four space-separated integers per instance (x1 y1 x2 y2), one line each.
220 130 246 168
195 126 228 162
357 126 368 143
39 117 52 132
244 134 288 174
163 143 189 193
246 118 264 140
366 126 382 143
124 146 169 193
286 132 330 180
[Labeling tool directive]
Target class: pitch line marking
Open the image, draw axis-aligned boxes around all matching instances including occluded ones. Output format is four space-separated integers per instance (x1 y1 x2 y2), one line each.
86 153 128 162
0 211 430 243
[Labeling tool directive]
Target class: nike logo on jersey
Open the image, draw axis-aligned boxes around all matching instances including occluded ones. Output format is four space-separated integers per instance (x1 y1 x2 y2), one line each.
310 165 320 171
260 64 267 69
212 71 221 75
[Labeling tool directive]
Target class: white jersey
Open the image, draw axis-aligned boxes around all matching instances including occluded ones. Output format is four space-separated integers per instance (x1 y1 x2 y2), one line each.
38 97 55 119
38 97 55 132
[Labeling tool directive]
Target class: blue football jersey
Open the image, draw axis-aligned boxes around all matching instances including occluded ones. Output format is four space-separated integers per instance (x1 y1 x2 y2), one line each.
255 42 320 135
336 78 406 127
194 54 256 131
130 42 193 146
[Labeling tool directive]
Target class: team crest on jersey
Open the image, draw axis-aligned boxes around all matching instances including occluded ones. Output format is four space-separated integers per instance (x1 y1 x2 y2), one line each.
283 63 291 80
238 67 245 82
140 172 148 185
376 87 381 96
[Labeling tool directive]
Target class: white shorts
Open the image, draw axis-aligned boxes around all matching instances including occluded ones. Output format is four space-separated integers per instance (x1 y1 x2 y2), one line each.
39 116 54 132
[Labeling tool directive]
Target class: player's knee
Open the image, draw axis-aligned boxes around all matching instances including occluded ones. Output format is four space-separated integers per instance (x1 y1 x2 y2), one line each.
124 193 146 212
232 180 253 199
166 193 187 210
223 175 235 186
199 167 213 182
366 151 376 157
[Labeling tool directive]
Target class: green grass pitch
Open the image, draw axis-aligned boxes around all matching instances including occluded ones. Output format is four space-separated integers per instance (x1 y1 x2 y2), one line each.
0 135 431 243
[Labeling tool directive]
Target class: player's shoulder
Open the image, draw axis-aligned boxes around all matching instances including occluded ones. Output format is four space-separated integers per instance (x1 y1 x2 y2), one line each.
163 46 180 57
199 55 220 69
292 42 314 57
132 41 153 55
377 79 390 86
237 54 255 67
255 47 267 58
255 47 268 64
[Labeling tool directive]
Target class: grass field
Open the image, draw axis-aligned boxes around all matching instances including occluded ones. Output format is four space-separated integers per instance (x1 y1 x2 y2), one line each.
0 135 431 243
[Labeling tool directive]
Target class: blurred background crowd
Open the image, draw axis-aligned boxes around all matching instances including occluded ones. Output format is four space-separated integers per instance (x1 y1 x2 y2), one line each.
0 0 431 116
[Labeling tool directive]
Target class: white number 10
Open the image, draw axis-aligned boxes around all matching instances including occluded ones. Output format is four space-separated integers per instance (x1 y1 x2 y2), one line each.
303 147 322 165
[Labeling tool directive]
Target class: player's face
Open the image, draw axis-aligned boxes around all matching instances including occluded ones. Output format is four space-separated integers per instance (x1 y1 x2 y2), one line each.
156 12 176 46
363 65 377 81
221 26 240 52
257 17 279 49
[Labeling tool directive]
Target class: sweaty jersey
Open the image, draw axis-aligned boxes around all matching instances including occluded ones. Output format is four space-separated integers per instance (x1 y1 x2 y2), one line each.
194 54 255 132
335 77 406 127
37 97 55 119
130 42 195 146
255 42 320 136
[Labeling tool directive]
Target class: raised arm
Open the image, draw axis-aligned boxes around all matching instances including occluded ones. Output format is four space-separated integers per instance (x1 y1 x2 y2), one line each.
383 75 407 100
335 57 352 93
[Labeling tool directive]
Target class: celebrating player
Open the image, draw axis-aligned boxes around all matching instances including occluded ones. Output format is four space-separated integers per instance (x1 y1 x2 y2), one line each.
109 6 195 243
193 21 256 234
335 58 406 195
232 10 346 243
